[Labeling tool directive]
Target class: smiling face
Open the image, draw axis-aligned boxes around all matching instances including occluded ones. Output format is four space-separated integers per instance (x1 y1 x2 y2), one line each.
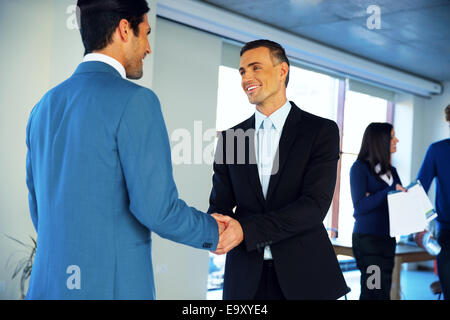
124 14 151 79
390 128 399 153
239 47 288 109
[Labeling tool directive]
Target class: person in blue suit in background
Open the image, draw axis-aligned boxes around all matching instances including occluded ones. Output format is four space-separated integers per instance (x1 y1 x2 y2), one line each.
417 105 450 300
350 122 406 300
25 0 229 299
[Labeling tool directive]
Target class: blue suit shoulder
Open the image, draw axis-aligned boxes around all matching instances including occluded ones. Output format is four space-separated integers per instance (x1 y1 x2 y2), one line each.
429 138 450 152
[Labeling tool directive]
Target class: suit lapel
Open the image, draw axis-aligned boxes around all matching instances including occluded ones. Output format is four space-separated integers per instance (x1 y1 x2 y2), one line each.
266 102 303 202
239 115 266 206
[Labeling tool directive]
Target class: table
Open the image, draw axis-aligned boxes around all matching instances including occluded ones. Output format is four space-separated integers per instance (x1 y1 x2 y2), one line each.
331 238 436 300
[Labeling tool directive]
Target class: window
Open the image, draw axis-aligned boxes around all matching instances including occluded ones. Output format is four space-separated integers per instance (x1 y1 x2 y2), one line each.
337 90 391 242
287 66 338 122
215 65 254 131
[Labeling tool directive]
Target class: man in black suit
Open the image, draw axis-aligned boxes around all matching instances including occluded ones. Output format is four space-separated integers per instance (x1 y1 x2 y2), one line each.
209 40 349 300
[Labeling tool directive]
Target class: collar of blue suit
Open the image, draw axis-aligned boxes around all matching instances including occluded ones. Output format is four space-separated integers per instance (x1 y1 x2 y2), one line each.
73 60 124 79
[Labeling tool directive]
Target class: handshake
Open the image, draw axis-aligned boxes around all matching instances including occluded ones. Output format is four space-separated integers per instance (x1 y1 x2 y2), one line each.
210 213 244 255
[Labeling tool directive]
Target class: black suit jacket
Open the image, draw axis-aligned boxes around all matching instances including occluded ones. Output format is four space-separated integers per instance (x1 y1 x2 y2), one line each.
208 102 349 299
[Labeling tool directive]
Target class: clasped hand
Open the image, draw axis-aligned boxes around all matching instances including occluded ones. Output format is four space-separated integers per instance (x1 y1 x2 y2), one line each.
211 213 243 255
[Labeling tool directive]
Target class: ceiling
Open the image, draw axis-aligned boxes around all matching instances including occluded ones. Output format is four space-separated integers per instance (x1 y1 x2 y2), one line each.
197 0 450 82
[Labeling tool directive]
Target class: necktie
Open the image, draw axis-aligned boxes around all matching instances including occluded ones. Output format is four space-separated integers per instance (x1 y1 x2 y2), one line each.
259 117 274 260
259 117 273 199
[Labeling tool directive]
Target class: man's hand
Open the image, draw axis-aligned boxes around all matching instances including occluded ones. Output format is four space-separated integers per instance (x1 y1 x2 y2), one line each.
217 219 226 235
211 213 243 255
211 212 227 235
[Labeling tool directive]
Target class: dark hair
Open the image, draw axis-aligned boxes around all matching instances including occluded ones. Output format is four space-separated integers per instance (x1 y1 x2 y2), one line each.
240 39 290 87
357 122 394 177
446 105 450 122
77 0 150 55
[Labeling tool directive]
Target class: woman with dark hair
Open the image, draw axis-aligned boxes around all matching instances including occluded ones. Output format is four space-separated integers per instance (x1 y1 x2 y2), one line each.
350 122 406 300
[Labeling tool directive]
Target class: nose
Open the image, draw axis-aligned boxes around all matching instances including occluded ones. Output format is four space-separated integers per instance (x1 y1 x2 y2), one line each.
242 71 253 82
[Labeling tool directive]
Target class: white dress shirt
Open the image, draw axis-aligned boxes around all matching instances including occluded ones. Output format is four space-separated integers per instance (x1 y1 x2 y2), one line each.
375 163 394 186
254 100 292 260
82 53 126 79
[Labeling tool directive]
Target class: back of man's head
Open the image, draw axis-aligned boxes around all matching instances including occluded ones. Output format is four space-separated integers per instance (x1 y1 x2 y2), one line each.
77 0 149 55
446 104 450 123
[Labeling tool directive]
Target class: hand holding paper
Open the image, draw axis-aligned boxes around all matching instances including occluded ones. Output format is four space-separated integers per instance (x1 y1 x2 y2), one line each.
387 181 436 237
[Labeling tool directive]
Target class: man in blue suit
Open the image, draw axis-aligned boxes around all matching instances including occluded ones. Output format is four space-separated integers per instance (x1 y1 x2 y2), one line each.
25 0 226 299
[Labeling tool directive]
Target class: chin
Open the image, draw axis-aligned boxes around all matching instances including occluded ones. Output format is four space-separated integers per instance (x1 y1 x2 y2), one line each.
248 96 262 106
126 70 143 80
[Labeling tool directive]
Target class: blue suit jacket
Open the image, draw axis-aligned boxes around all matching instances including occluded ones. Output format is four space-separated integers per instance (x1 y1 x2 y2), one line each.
25 61 219 299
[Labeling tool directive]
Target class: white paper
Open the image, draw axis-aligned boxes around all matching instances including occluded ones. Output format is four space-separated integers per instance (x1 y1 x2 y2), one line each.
387 182 435 237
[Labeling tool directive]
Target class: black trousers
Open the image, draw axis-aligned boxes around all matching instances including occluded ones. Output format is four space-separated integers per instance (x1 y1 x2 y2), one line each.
437 229 450 300
253 260 286 300
352 233 396 300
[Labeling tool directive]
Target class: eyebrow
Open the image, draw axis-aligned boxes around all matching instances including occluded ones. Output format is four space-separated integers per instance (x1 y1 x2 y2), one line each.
239 62 262 73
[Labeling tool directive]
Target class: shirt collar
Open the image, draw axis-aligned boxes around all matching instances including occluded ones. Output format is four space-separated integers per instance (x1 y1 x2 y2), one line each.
255 100 292 131
375 163 393 185
82 53 126 79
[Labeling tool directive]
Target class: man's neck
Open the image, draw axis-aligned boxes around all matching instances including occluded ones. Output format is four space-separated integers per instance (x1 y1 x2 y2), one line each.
93 48 126 68
256 98 288 117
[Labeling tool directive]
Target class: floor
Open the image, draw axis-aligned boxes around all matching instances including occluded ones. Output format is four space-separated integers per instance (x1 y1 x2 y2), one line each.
207 268 441 300
340 268 440 300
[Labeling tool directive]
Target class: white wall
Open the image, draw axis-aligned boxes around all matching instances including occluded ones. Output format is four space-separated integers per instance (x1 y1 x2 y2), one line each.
392 81 449 189
411 81 450 178
392 93 415 185
398 82 449 269
0 0 57 300
411 81 450 208
151 17 221 299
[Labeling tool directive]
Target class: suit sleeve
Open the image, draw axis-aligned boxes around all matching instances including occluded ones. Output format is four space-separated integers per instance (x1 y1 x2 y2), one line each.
350 162 396 217
117 88 219 250
239 120 340 252
417 144 436 193
26 108 38 231
207 131 237 216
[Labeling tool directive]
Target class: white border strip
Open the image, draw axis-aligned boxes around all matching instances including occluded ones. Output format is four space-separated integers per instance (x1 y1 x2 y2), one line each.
156 0 442 97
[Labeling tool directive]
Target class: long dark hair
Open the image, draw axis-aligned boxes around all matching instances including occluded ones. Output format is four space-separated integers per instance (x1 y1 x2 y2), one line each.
357 122 393 177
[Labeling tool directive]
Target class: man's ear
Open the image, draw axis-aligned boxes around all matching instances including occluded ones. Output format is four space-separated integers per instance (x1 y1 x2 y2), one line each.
117 19 130 42
280 62 289 82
